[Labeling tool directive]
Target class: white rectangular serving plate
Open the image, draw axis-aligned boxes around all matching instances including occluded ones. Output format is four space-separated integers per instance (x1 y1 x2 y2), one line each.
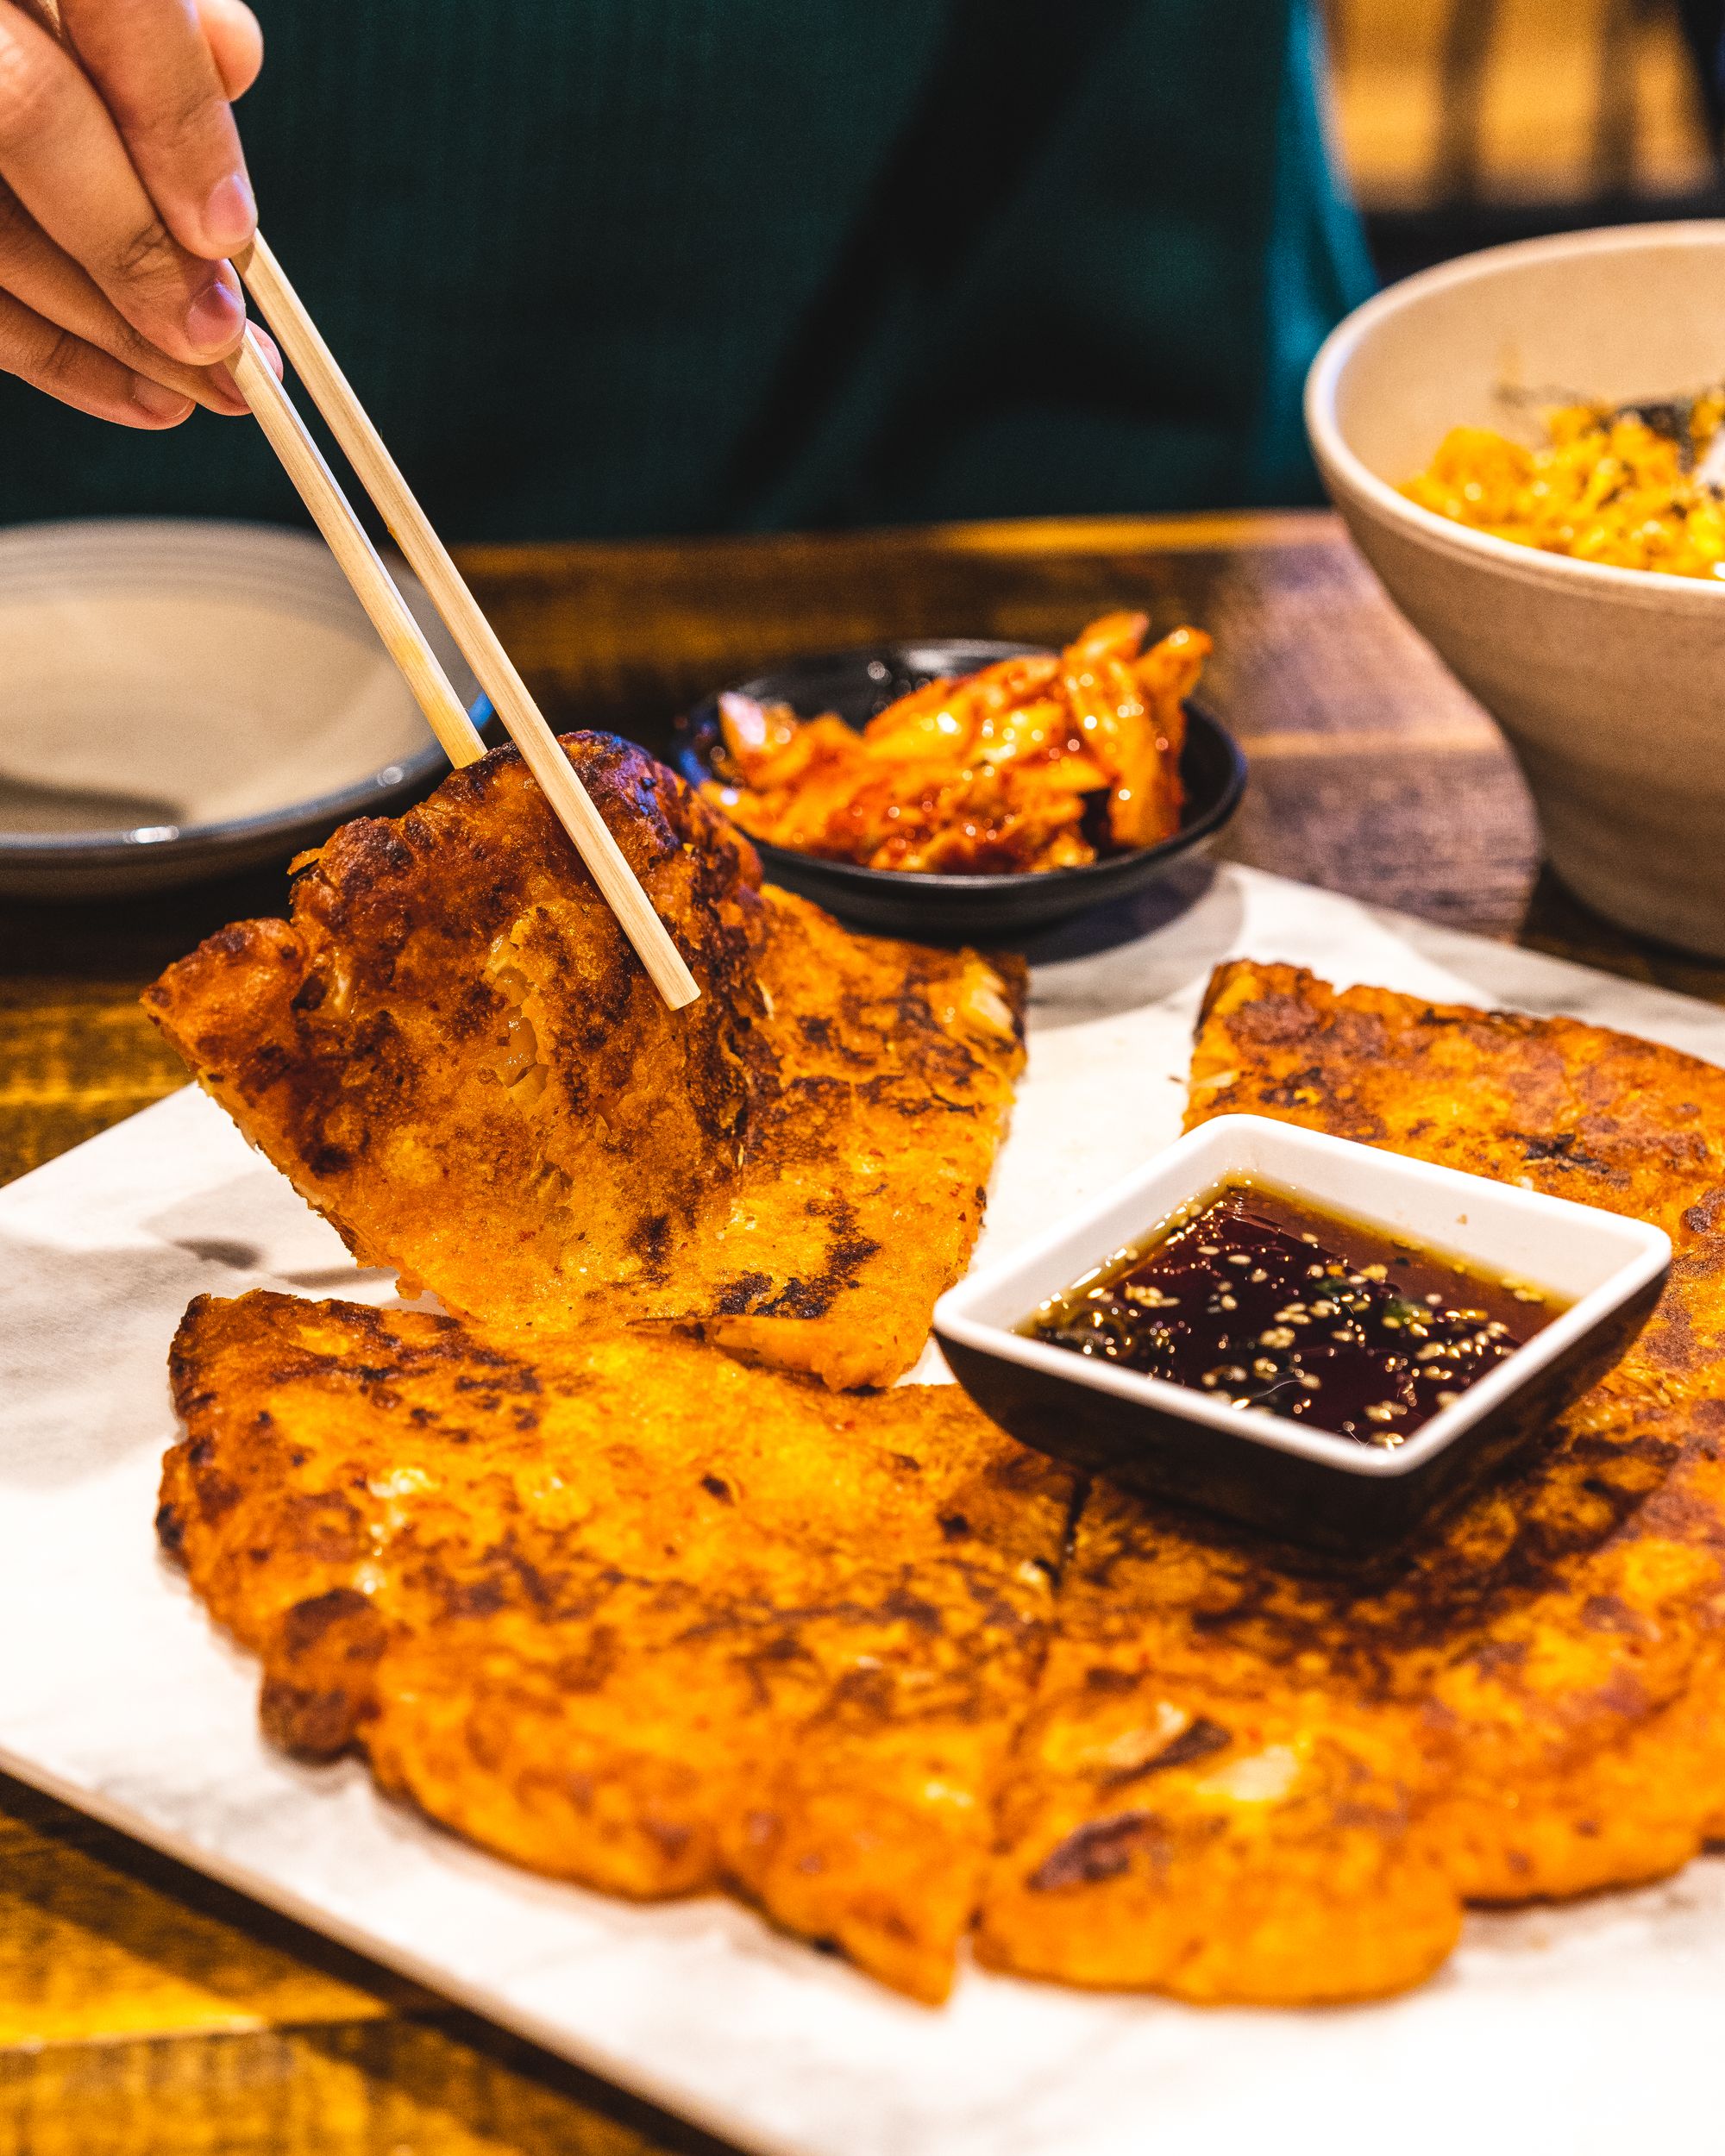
6 862 1725 2156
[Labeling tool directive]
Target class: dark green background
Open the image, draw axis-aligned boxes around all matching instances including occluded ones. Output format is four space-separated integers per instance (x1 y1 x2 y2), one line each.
0 0 1369 540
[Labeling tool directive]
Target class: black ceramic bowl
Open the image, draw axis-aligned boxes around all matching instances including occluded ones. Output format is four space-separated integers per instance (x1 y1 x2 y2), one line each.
669 640 1247 941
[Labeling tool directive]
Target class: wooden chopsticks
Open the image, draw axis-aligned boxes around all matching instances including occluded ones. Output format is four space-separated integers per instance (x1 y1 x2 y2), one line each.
228 329 486 770
234 241 700 1012
231 279 701 1011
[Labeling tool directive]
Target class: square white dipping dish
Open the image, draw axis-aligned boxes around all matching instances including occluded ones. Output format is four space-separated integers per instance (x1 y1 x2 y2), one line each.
934 1114 1671 1553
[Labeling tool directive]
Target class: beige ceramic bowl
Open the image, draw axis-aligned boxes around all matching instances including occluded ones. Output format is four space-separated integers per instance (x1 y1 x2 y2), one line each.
1306 221 1725 957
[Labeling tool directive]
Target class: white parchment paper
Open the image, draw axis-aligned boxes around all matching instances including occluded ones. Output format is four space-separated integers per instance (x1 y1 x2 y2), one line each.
4 863 1724 2156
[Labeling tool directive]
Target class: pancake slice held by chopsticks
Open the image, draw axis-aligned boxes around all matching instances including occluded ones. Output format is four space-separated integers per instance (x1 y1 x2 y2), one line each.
143 732 1024 1388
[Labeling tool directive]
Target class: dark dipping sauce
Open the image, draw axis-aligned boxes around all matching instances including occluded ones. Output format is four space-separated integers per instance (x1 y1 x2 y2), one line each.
1026 1183 1562 1448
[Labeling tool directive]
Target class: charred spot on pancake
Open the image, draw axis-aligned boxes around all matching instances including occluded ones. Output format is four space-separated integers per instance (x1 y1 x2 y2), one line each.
1028 1812 1154 1890
260 1586 388 1760
713 1270 775 1316
1516 1131 1615 1174
632 1212 673 1283
1682 1187 1725 1235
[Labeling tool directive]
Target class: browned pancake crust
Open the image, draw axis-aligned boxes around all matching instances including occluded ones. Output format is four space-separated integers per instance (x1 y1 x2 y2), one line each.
162 1290 1074 2002
142 734 1023 1388
163 959 1725 2008
979 962 1725 2002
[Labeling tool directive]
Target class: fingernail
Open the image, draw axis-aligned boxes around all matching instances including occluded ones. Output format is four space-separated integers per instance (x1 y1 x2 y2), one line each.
185 276 245 354
132 377 194 422
207 361 249 411
204 170 256 253
248 324 283 379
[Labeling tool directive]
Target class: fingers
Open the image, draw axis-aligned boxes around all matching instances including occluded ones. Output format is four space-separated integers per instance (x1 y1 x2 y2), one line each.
60 0 254 258
0 0 245 363
195 0 261 102
0 0 265 427
0 179 247 411
0 281 193 425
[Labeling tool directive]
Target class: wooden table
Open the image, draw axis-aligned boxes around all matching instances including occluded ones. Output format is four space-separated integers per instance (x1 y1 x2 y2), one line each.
3 508 1719 2155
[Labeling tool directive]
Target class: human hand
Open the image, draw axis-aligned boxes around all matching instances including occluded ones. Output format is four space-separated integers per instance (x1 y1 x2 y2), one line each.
0 0 279 429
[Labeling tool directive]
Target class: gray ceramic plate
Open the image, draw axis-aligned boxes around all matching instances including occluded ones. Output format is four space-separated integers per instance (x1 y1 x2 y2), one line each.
0 518 480 899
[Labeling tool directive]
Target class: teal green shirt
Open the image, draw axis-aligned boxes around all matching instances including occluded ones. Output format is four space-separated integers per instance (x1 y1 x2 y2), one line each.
0 0 1369 539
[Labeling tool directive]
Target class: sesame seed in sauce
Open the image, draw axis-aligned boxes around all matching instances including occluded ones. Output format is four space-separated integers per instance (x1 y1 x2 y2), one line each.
1023 1185 1559 1449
